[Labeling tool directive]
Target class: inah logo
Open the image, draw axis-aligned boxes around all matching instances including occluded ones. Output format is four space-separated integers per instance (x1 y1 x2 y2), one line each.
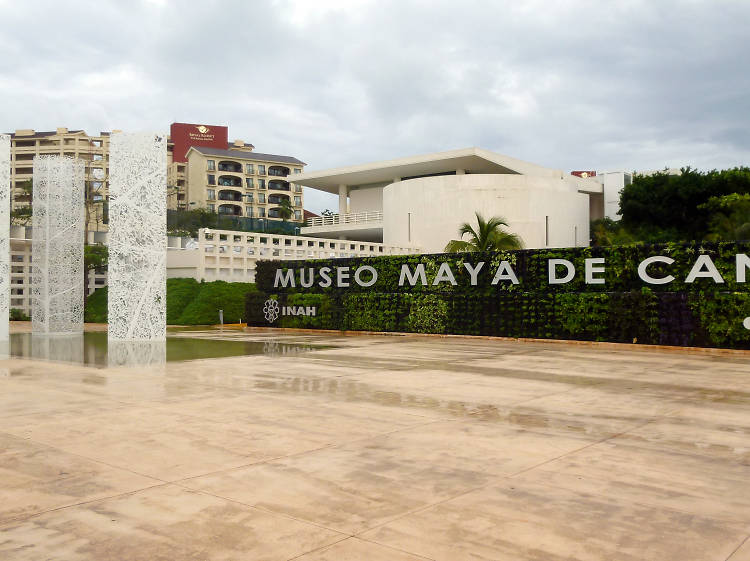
263 299 280 322
262 299 316 323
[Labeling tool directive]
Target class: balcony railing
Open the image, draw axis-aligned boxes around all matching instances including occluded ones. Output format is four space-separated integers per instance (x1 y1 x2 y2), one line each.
305 211 383 228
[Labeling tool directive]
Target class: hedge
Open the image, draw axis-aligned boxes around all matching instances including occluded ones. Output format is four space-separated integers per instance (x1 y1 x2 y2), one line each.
86 279 256 325
248 242 750 349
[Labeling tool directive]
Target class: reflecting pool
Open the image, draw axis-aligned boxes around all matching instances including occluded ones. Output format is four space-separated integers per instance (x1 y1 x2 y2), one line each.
5 331 333 368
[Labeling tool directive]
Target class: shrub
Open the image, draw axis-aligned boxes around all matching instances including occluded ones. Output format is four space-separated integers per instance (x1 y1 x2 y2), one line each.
176 281 255 325
9 308 30 321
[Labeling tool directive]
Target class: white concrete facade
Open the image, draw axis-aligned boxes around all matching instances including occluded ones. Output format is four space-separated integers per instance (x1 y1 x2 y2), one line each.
295 148 602 251
383 174 591 253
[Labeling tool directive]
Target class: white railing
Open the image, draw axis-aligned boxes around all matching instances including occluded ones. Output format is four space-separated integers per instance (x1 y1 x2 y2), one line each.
305 211 383 228
197 228 418 261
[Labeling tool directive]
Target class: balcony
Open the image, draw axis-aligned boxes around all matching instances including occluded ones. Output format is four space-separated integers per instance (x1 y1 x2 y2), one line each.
218 204 242 216
218 161 243 173
218 175 242 187
218 189 243 202
268 179 290 191
268 165 290 177
306 211 383 227
302 211 384 243
268 193 290 205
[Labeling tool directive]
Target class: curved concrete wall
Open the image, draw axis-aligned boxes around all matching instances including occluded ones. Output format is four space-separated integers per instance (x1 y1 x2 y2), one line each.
382 174 590 253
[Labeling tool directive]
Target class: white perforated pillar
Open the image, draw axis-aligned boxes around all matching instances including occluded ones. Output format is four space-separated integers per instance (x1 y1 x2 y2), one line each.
0 135 9 341
31 156 85 335
107 132 167 341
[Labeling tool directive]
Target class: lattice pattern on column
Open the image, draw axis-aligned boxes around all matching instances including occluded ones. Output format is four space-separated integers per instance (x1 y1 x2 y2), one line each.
108 132 167 341
31 156 85 335
0 135 9 341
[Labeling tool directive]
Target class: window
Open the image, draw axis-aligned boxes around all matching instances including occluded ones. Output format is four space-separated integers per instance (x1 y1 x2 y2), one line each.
294 184 302 193
207 160 215 171
246 206 253 217
208 204 215 212
207 174 215 185
245 192 253 203
258 193 265 203
258 179 265 189
258 165 266 175
245 178 253 188
257 207 265 217
294 196 301 206
294 210 302 220
92 181 103 190
294 168 301 174
93 154 103 161
245 164 254 174
93 194 104 202
207 189 215 200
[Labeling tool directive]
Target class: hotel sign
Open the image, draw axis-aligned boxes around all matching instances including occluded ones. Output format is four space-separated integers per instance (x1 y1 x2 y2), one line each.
170 122 228 163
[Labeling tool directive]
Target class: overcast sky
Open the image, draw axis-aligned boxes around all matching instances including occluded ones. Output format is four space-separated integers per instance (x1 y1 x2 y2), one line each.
1 0 748 213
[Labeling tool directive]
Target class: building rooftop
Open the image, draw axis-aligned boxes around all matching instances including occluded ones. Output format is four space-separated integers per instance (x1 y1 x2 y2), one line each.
189 146 305 166
290 147 597 194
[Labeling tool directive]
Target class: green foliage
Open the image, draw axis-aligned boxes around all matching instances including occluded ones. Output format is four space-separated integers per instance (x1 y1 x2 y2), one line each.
84 244 108 271
10 179 32 226
619 166 750 241
699 194 750 242
166 278 202 324
84 286 108 323
250 242 750 349
445 212 523 252
406 294 448 333
9 308 30 321
176 281 255 325
167 209 298 237
688 292 750 347
85 279 256 325
275 199 293 221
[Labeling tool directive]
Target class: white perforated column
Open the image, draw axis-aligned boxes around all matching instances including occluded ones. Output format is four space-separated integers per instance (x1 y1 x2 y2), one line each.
108 132 167 341
0 135 9 342
31 156 85 335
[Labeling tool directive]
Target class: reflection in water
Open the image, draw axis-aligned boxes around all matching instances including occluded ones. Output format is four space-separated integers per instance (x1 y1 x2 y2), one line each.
0 339 8 378
108 340 167 368
32 334 84 364
7 331 335 368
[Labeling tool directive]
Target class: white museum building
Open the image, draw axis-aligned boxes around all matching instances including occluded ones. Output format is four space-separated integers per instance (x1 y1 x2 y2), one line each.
297 148 605 253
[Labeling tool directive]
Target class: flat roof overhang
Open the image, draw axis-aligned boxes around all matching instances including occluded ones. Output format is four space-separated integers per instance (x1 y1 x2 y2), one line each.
301 223 383 243
291 147 569 194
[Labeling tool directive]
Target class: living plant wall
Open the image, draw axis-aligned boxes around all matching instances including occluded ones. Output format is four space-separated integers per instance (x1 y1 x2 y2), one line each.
247 243 750 349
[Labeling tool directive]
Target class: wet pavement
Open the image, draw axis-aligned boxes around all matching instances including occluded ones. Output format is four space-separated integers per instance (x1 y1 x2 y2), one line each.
1 330 750 560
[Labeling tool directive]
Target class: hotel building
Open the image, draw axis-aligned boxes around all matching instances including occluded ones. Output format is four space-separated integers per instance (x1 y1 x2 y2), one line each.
5 122 306 230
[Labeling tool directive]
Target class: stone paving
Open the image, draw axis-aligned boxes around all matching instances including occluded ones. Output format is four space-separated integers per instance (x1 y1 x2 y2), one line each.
1 329 750 560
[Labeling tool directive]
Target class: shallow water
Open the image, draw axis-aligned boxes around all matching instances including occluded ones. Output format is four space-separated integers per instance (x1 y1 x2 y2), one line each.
4 331 334 367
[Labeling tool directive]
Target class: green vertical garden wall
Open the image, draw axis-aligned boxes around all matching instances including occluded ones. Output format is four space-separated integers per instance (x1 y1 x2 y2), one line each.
247 242 750 349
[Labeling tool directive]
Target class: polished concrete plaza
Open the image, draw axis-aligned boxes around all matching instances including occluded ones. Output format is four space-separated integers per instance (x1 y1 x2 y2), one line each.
1 329 750 560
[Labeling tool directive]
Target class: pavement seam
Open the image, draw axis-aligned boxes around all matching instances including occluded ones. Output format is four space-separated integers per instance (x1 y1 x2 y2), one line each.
0 481 172 527
726 534 750 561
170 417 451 485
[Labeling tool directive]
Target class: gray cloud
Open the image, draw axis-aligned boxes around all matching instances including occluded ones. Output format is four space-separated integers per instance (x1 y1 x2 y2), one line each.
1 0 748 212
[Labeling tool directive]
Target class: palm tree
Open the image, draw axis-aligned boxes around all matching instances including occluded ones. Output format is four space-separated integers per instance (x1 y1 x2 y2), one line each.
277 198 294 221
444 212 523 253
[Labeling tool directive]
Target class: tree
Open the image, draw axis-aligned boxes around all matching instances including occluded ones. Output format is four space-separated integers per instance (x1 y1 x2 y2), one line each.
277 198 293 221
699 193 750 241
444 212 523 253
10 179 32 225
83 244 108 308
619 166 750 240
